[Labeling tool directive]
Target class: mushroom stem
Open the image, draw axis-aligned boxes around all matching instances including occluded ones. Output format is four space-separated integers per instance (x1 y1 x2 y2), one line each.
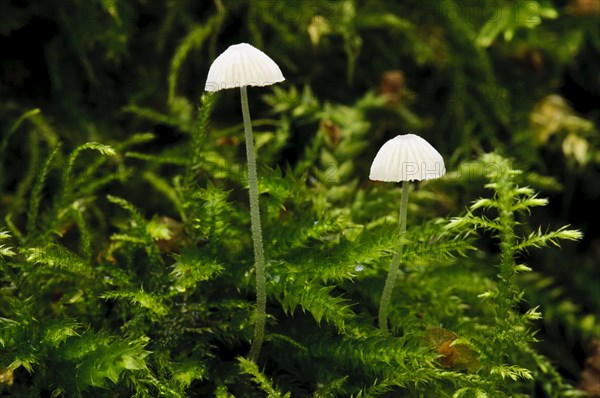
241 86 267 362
378 179 410 335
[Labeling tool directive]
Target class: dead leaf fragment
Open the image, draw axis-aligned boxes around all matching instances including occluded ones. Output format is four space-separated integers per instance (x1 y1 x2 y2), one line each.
379 70 405 105
580 340 600 397
426 326 481 373
568 0 600 16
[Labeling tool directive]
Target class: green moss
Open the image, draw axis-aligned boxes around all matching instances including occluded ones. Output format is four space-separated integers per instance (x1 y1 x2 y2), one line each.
1 0 598 396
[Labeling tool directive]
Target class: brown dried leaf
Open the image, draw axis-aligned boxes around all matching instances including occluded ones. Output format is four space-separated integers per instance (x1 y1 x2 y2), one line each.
379 70 405 105
568 0 600 16
580 339 600 398
320 119 341 149
426 326 481 373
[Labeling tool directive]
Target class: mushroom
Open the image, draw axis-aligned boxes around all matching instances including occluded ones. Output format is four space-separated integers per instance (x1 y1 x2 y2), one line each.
205 43 285 362
205 43 284 92
370 134 445 334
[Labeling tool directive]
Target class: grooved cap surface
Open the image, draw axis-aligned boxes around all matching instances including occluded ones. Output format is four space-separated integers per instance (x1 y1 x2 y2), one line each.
369 134 445 182
205 43 285 92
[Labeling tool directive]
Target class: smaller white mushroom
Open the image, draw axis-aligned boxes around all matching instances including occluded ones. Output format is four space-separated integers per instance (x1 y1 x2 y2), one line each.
369 134 445 182
205 43 285 92
370 133 445 335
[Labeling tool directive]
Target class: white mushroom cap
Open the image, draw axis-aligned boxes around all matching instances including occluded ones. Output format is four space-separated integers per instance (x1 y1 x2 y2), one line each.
205 43 285 92
369 134 445 182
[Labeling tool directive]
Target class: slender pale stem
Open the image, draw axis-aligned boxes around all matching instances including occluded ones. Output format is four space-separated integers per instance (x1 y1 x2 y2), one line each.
241 86 267 362
378 180 410 335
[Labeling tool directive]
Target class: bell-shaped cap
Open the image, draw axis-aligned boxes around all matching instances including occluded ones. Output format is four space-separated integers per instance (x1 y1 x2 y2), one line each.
369 134 445 182
205 43 285 92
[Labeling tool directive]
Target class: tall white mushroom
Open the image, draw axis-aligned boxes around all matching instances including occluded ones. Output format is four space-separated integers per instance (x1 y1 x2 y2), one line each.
205 43 284 362
370 133 445 334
